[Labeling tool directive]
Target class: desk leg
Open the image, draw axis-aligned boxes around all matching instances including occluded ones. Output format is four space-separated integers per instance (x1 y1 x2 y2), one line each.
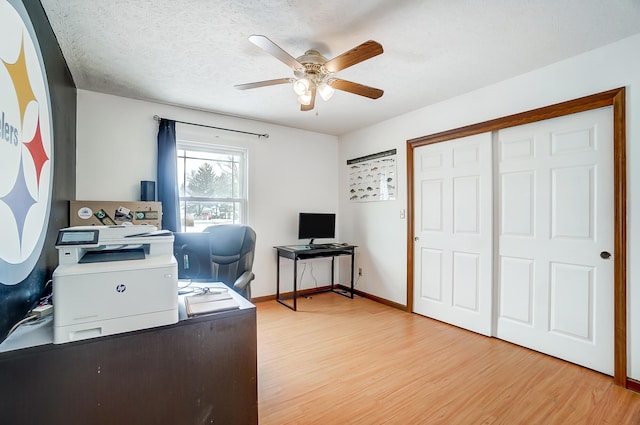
276 252 280 300
331 251 355 299
331 256 335 291
276 252 297 311
350 251 355 299
293 257 298 311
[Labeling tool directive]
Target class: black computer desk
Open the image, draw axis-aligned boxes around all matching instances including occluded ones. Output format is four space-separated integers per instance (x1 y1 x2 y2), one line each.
274 244 356 311
0 282 257 425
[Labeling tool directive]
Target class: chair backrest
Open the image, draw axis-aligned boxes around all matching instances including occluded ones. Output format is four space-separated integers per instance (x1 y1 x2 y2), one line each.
202 224 256 296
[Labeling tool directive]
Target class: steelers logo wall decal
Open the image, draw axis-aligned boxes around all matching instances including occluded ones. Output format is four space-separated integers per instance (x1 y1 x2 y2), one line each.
0 0 54 285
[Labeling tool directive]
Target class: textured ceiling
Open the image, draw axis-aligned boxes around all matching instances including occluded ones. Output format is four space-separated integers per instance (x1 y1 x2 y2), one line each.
40 0 640 136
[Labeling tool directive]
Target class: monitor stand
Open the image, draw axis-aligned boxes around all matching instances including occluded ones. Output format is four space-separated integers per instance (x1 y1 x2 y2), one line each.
308 240 334 249
307 239 322 248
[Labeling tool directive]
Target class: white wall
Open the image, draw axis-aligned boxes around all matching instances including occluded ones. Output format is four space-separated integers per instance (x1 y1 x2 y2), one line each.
76 90 340 298
338 33 640 379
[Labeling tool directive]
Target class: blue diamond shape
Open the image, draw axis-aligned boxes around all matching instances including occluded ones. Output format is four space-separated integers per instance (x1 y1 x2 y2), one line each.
1 155 37 247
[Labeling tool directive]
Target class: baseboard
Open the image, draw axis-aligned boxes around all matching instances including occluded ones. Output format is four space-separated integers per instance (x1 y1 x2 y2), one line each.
627 378 640 393
335 284 407 311
251 286 332 304
252 285 407 312
250 294 276 304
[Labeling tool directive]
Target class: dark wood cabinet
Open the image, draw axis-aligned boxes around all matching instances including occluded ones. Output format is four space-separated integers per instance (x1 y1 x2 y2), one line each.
0 292 257 425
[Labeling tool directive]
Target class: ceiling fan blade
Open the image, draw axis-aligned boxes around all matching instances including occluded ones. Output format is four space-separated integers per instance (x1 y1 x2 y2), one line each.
248 35 305 71
234 78 293 90
300 86 316 112
324 40 383 73
330 79 384 99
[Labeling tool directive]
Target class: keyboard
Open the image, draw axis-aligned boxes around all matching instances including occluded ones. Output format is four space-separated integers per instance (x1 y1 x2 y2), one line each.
308 243 349 249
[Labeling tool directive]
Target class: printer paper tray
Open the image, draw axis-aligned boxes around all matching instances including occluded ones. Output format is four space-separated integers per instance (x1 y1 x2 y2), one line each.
79 248 145 263
53 308 178 344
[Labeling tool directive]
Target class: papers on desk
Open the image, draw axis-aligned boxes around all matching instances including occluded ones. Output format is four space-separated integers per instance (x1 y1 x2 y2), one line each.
184 291 240 316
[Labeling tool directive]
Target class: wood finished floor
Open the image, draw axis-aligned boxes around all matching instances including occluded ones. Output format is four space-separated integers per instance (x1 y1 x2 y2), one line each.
256 293 640 425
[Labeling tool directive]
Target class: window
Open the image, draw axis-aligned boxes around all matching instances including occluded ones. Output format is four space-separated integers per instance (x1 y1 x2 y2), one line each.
176 142 247 232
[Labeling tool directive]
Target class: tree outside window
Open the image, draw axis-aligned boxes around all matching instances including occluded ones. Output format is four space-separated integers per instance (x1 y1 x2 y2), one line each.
177 145 246 232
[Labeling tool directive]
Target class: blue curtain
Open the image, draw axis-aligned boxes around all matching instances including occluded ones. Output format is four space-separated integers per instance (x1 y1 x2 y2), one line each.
157 119 180 232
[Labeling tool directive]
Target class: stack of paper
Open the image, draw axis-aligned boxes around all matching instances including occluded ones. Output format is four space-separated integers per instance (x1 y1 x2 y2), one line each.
185 291 240 316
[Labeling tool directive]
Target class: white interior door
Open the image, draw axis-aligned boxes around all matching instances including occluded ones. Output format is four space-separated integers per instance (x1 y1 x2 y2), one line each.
496 107 614 375
413 133 493 336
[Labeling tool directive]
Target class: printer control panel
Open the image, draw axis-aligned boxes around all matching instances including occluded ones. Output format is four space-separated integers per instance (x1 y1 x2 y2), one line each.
55 228 100 247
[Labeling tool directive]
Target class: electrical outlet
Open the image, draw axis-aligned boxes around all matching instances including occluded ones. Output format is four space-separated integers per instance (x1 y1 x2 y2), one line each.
358 267 363 276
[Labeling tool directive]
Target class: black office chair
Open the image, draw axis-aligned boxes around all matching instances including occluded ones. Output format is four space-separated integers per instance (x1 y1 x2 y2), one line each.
202 224 256 300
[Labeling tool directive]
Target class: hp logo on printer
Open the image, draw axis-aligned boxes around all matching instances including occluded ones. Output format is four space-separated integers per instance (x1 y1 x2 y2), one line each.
116 284 127 293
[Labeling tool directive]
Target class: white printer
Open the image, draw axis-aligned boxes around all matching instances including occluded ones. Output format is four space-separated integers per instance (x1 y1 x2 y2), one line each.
52 225 178 344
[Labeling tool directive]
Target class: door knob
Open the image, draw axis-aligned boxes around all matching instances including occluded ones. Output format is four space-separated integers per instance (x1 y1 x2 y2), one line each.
600 251 612 259
414 237 419 241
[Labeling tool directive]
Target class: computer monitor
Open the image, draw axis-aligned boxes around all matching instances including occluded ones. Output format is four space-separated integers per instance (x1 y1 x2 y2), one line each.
297 212 336 244
173 232 212 280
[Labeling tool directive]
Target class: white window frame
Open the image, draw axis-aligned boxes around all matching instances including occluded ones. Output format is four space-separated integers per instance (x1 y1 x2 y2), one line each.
176 140 248 232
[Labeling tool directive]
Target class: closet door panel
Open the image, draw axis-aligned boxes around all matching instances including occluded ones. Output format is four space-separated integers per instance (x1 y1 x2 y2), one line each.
413 133 493 336
496 107 614 375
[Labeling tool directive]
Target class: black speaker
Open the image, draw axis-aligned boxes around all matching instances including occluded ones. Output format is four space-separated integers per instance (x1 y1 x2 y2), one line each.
140 180 156 201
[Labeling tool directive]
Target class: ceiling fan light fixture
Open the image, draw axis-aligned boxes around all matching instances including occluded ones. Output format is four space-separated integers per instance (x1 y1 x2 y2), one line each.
318 82 335 101
239 35 384 111
293 78 311 96
297 91 312 105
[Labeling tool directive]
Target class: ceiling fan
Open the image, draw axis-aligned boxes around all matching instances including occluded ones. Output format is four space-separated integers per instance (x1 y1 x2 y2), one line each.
235 35 384 111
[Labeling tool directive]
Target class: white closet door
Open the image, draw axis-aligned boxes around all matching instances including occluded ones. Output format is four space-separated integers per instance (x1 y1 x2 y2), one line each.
496 107 614 375
413 133 493 336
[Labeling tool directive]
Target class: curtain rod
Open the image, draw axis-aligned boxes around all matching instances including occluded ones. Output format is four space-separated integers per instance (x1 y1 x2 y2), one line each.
153 115 269 139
